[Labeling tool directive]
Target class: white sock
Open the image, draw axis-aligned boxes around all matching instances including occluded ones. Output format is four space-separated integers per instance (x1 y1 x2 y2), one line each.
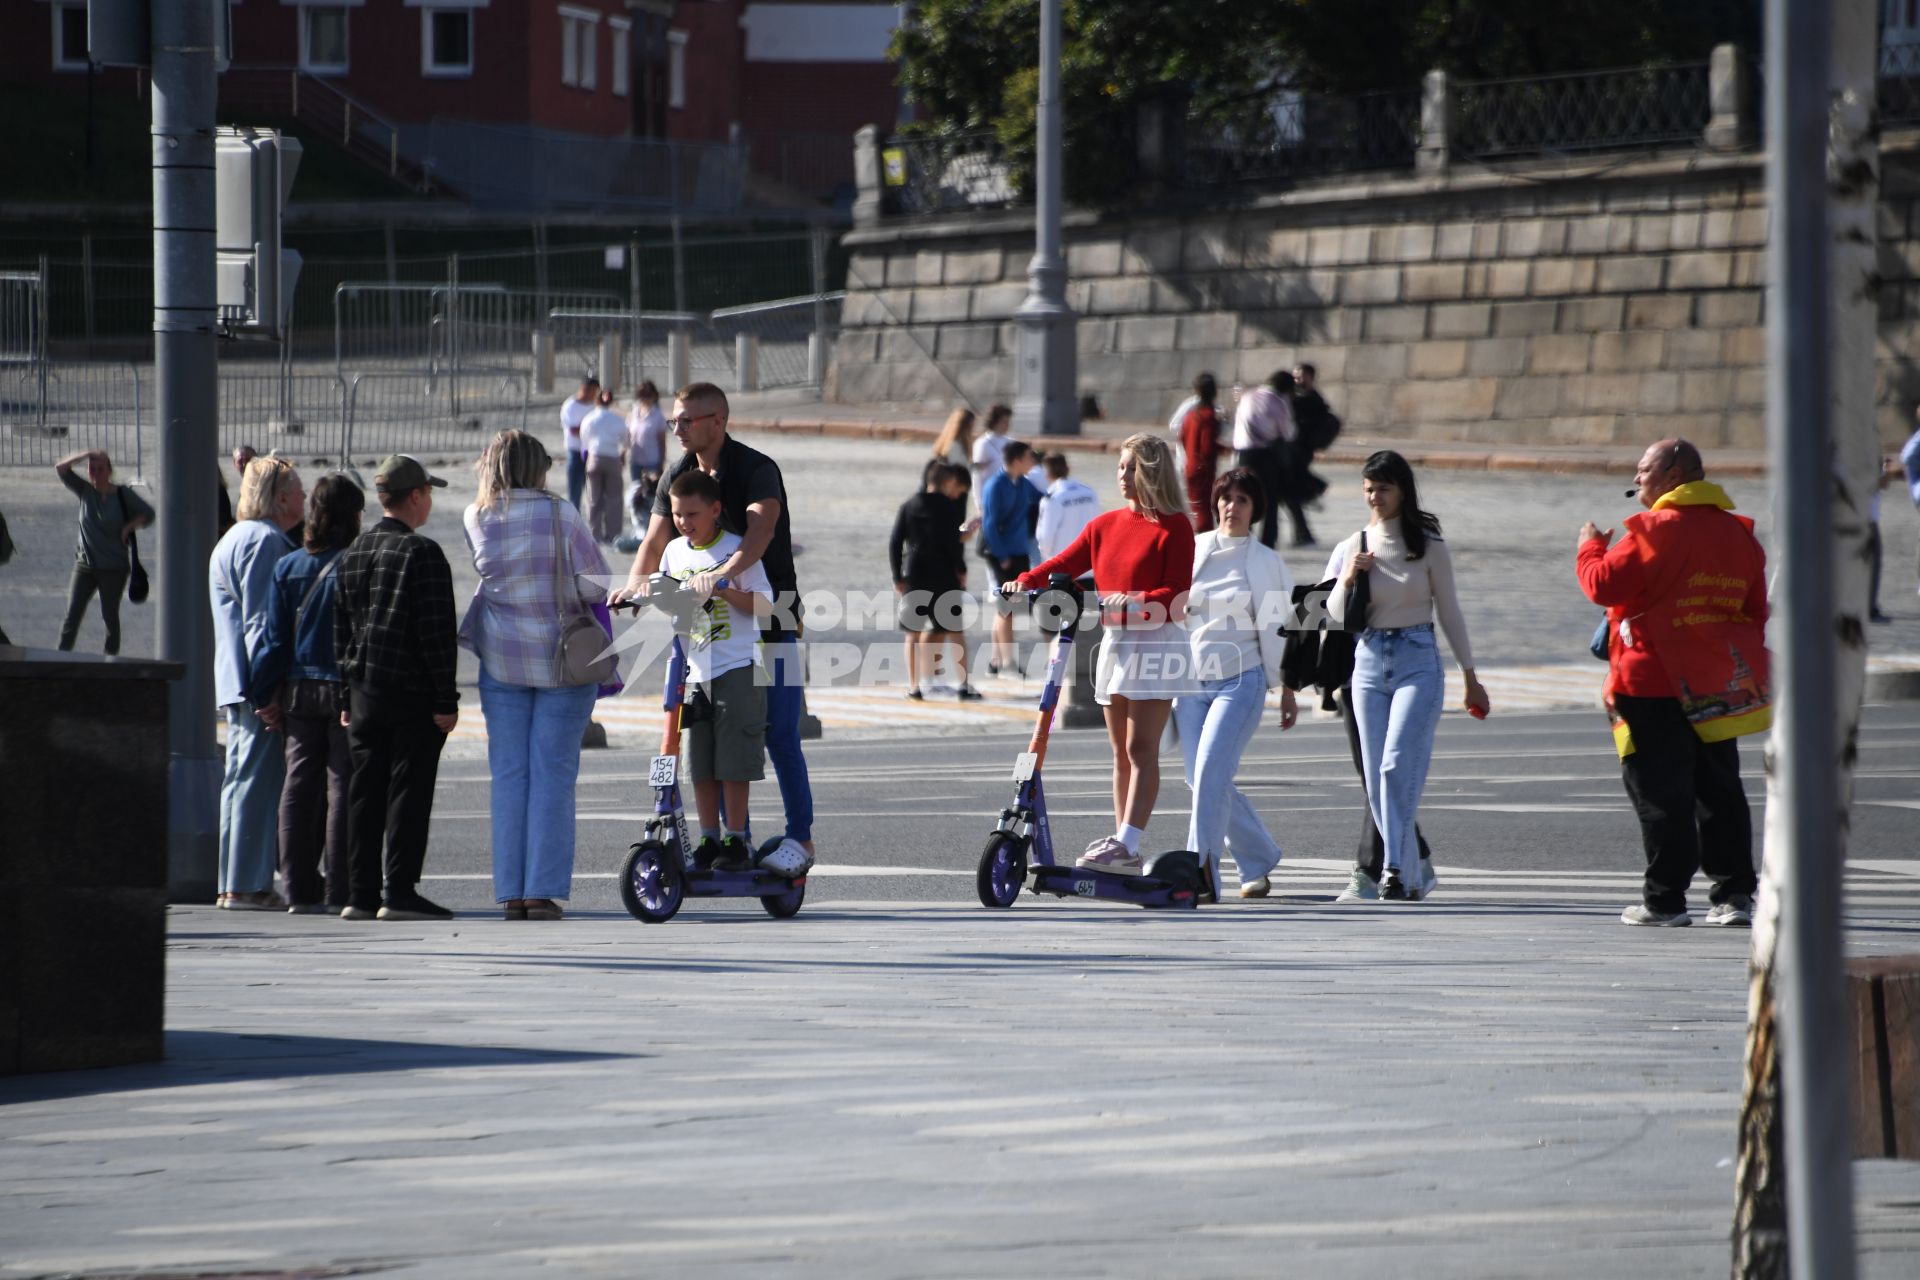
1116 824 1145 855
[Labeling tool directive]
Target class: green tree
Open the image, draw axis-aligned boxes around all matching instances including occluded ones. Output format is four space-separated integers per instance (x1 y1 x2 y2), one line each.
890 0 1758 203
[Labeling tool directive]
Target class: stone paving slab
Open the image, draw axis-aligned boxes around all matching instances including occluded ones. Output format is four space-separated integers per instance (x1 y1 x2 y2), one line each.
4 904 1918 1278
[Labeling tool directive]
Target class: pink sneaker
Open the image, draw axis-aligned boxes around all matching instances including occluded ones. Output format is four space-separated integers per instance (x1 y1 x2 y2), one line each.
1076 838 1144 875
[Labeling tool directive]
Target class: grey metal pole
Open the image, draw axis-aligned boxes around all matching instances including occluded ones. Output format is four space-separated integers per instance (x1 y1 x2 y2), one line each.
809 224 828 387
151 0 222 902
1011 0 1078 437
628 235 641 388
1763 0 1855 1276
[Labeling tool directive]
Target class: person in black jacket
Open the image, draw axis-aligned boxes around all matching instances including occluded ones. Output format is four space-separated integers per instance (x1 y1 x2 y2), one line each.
332 454 459 921
891 462 980 701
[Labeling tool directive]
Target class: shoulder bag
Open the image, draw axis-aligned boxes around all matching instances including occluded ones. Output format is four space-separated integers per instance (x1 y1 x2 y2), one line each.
549 498 617 687
119 488 150 605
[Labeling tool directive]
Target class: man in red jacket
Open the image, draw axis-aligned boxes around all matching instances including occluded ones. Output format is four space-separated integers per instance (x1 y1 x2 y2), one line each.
1577 439 1771 929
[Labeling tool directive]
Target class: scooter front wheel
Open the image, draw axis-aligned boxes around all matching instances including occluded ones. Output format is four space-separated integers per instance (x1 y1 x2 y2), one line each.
621 840 684 923
975 834 1028 909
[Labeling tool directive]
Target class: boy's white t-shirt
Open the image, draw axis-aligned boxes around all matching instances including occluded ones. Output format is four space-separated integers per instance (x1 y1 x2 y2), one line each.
660 529 774 682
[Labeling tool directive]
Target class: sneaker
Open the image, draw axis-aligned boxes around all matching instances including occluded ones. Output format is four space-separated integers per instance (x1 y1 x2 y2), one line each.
286 902 329 915
1381 872 1410 901
1416 858 1437 900
1076 838 1144 875
1335 869 1379 903
1238 876 1270 899
218 890 286 912
1705 898 1753 927
987 661 1002 677
1620 904 1692 927
340 904 377 921
524 899 564 921
906 688 925 702
377 891 454 921
956 684 984 701
691 836 724 870
503 901 528 921
709 836 752 873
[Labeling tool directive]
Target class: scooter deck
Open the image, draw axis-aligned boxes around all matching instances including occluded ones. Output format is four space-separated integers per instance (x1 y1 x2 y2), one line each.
1028 864 1200 909
683 868 808 898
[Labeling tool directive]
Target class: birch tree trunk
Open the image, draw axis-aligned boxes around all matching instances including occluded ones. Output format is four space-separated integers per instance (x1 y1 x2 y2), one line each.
1732 5 1881 1274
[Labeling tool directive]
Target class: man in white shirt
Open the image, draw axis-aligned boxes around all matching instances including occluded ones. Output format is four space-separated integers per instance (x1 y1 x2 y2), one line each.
560 377 598 510
579 389 629 543
970 403 1013 493
1035 453 1100 568
1232 370 1296 549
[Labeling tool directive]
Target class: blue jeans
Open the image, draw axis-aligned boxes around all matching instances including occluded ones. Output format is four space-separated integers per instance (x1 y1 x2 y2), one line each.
480 669 598 902
219 702 286 895
762 638 813 843
566 449 587 510
1173 667 1283 882
1351 624 1446 880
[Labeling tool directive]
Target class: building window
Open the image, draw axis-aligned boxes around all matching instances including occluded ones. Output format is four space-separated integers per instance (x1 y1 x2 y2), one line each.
421 8 472 76
667 29 687 109
559 6 599 90
608 17 630 97
300 6 350 74
53 1 90 71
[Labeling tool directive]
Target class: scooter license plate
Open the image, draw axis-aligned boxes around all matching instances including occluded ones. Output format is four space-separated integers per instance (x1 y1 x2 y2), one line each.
1011 752 1038 782
648 755 679 787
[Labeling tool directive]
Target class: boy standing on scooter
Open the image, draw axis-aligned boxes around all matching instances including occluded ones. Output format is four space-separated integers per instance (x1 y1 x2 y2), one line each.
661 470 776 871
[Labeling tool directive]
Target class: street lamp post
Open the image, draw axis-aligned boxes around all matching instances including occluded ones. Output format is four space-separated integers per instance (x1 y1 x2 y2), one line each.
1012 0 1078 438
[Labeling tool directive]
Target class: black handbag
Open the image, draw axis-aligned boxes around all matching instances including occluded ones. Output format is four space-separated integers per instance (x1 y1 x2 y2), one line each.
1339 529 1372 632
120 491 149 605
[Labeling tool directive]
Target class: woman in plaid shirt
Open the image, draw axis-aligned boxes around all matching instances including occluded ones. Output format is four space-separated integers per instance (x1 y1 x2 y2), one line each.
460 430 613 921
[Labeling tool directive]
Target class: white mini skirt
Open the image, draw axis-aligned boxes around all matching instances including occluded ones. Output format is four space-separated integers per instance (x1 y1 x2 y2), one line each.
1093 620 1190 705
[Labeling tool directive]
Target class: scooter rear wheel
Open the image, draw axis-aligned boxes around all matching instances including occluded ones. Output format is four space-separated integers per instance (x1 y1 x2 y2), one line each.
621 840 684 923
975 834 1027 909
760 880 806 919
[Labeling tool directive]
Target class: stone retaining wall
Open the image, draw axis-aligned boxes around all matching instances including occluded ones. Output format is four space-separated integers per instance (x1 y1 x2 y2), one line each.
833 147 1920 448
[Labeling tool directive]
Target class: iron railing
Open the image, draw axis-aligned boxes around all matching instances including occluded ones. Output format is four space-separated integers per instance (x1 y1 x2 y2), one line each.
1880 39 1920 126
1453 62 1712 160
1186 89 1422 188
219 65 439 193
881 131 1020 215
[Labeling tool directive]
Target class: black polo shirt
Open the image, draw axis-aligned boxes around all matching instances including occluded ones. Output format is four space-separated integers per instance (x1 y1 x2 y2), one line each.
653 433 799 639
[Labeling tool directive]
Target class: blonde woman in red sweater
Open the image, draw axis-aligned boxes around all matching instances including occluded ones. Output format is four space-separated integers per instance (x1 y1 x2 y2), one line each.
1007 433 1194 874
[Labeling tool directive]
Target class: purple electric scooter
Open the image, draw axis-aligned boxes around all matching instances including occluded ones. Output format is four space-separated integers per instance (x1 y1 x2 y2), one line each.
613 576 807 924
975 575 1209 910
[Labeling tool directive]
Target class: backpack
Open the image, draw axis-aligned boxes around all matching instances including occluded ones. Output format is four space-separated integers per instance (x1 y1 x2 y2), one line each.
1299 394 1342 453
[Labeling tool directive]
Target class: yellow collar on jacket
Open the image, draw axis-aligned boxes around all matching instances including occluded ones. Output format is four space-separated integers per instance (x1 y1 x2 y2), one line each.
1650 480 1736 512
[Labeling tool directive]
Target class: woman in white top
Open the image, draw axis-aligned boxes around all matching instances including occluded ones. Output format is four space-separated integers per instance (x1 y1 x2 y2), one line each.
1328 450 1490 901
578 389 629 544
1175 467 1299 900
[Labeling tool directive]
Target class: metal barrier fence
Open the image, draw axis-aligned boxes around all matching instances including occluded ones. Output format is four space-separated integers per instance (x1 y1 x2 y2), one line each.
343 368 530 462
545 292 841 393
0 362 144 474
333 281 624 376
218 369 349 461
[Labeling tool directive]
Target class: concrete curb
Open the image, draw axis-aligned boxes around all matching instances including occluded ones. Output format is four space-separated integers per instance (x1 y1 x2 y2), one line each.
731 416 1771 477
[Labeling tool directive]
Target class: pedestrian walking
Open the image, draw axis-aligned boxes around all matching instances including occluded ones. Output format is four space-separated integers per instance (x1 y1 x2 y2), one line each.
1286 362 1340 545
1902 412 1920 603
1577 439 1770 928
616 382 815 865
53 449 154 655
932 408 978 469
1178 372 1229 531
1231 371 1294 550
461 430 613 922
333 454 460 922
561 377 598 510
1035 452 1100 566
892 462 979 701
579 388 628 543
626 380 670 536
1174 467 1297 899
1010 434 1194 877
971 403 1014 494
1329 450 1488 902
0 500 13 646
982 440 1043 675
661 469 778 871
210 455 304 910
251 472 364 914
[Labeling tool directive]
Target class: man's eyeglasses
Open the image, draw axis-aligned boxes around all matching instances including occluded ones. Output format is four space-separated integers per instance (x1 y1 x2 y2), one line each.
669 412 718 429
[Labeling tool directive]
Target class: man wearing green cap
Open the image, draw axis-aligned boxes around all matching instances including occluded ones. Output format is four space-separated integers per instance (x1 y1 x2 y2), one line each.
333 454 460 920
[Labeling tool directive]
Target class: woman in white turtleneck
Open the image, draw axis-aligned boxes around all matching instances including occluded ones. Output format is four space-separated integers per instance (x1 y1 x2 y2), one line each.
1328 450 1490 902
1174 467 1298 900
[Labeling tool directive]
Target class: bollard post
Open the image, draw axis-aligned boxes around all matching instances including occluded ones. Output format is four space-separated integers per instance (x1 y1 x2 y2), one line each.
1417 69 1453 174
598 333 624 391
531 330 555 393
667 328 691 390
735 332 758 391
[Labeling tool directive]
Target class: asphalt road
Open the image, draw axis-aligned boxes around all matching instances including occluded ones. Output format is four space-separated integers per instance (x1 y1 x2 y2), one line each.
415 702 1920 915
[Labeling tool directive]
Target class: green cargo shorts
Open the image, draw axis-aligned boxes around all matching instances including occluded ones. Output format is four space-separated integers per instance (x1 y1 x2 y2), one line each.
686 662 767 783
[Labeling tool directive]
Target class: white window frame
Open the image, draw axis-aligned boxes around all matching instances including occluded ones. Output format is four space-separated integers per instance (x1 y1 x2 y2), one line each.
667 28 687 110
52 0 90 72
420 7 474 77
558 5 600 90
299 5 351 75
608 15 630 98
